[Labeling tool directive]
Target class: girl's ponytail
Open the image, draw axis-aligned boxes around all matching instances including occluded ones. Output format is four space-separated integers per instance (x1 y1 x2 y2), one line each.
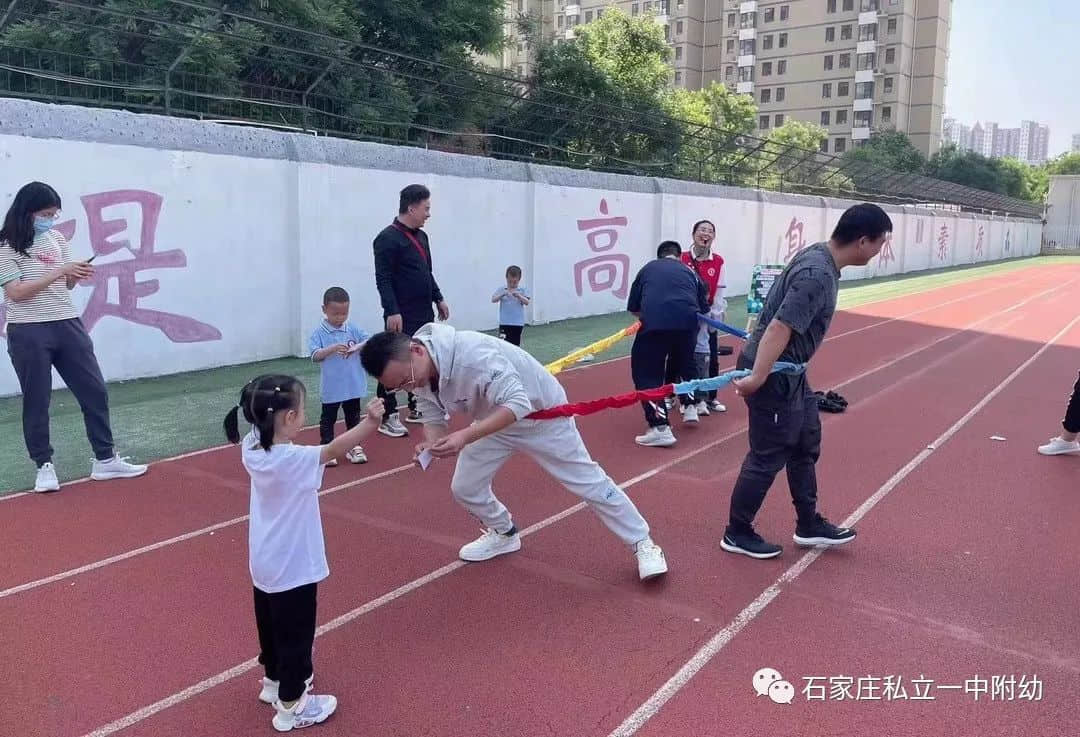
223 404 242 444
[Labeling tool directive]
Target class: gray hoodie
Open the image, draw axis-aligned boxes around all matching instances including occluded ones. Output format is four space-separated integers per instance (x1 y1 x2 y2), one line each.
411 323 568 428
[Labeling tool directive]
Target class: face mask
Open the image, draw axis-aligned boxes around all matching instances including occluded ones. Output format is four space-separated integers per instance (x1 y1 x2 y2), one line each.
33 216 57 234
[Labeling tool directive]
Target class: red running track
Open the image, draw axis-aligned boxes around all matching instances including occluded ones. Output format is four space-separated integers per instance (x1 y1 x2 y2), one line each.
2 263 1078 737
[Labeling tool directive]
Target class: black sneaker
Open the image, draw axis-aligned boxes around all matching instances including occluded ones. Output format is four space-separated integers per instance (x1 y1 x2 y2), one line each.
721 530 783 559
794 515 856 547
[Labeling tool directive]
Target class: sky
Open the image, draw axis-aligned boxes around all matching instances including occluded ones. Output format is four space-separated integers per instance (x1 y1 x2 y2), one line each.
945 0 1078 157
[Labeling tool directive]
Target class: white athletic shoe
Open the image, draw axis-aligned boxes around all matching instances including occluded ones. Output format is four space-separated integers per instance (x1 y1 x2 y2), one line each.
33 462 60 492
683 404 699 423
379 417 408 438
458 527 522 562
635 426 676 447
695 401 710 416
707 400 727 413
259 674 314 705
635 538 668 580
1038 436 1080 456
91 456 148 481
346 446 368 464
272 693 337 731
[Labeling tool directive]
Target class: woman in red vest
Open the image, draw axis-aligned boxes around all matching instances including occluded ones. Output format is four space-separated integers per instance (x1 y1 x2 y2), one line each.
665 220 729 415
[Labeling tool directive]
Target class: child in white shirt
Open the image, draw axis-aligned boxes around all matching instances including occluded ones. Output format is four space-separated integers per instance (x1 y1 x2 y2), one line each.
223 374 383 732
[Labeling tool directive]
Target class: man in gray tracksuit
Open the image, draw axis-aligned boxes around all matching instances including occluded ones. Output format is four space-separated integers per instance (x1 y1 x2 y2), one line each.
360 322 668 581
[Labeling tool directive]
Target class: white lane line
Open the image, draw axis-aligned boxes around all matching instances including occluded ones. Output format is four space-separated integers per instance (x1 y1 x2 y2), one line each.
606 312 1080 737
5 277 1073 602
73 279 1075 737
0 464 414 600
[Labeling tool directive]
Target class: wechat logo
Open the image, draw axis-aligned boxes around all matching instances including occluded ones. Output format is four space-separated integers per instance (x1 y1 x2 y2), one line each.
754 667 795 705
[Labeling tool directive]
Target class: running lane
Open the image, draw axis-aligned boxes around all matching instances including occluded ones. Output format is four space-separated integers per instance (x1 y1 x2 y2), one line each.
54 269 1079 737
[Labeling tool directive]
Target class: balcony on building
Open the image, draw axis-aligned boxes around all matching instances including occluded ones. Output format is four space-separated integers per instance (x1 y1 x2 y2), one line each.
857 41 875 55
853 98 873 112
858 1 879 26
737 81 754 94
654 0 669 24
564 4 580 16
740 1 758 12
739 27 756 40
852 127 871 140
737 54 756 67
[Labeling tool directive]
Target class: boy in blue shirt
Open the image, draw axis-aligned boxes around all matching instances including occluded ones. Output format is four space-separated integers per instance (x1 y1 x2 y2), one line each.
492 265 530 346
309 287 372 466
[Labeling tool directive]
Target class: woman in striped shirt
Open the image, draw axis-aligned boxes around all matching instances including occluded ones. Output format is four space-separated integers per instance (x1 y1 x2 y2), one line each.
1 181 147 492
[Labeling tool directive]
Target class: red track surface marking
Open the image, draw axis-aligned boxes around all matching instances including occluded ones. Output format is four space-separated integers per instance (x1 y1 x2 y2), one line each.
2 264 1076 737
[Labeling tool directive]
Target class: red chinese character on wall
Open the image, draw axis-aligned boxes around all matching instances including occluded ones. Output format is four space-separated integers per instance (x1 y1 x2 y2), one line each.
782 216 807 262
878 233 896 268
75 190 221 342
937 223 950 261
573 198 630 299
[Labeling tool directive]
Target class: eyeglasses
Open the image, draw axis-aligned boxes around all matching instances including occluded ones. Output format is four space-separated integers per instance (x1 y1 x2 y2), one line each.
387 355 417 393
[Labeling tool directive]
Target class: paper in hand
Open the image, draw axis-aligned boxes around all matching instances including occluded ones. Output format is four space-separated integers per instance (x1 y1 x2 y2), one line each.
417 448 433 471
346 342 364 355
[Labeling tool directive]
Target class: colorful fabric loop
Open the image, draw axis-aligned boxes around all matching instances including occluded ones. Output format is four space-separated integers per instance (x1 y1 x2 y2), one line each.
697 314 749 340
545 321 641 375
527 362 806 420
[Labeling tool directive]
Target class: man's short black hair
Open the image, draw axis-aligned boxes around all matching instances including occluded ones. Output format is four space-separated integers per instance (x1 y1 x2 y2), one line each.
399 184 430 214
360 331 413 378
832 203 893 245
657 240 682 259
323 286 349 305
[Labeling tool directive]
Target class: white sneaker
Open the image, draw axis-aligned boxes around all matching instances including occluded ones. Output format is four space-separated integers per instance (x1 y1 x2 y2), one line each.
458 527 522 562
33 462 60 492
272 692 337 731
635 538 668 580
346 446 368 464
91 456 148 481
695 401 710 416
683 404 699 423
1038 436 1080 456
259 674 314 705
635 426 676 447
378 416 408 438
707 400 727 413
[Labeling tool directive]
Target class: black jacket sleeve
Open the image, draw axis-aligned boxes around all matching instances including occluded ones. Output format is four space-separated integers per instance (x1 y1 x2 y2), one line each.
373 230 399 315
428 244 444 305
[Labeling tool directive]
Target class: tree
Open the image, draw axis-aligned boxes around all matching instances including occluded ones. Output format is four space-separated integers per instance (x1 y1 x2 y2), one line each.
842 129 926 173
1046 152 1080 176
662 82 758 182
0 0 508 141
757 120 830 191
508 8 682 171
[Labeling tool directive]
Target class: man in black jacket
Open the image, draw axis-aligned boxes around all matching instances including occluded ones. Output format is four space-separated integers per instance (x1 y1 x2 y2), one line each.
627 240 709 448
373 184 451 437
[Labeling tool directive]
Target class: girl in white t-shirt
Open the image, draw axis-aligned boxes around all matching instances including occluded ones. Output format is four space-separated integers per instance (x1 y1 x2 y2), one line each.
224 373 383 732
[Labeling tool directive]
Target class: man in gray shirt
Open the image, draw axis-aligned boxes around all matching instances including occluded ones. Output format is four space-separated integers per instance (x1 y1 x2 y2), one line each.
722 203 893 560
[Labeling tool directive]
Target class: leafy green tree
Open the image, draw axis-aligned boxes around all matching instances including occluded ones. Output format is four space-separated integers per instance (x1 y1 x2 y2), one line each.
0 0 507 140
842 129 925 173
507 8 681 171
662 81 757 182
757 120 829 190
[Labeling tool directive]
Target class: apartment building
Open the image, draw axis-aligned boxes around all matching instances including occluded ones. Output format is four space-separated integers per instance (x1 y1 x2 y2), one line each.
494 0 952 156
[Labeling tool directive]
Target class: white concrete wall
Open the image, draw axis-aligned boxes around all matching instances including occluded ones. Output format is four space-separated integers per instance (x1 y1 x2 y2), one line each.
0 99 1043 397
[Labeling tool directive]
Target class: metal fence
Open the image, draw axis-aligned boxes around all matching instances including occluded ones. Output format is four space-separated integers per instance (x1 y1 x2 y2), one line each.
0 0 1044 219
